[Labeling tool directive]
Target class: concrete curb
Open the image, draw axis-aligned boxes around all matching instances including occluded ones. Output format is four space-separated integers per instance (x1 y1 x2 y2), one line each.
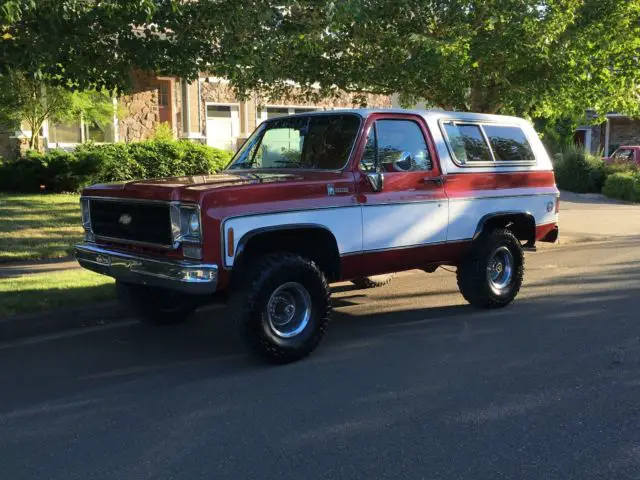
0 301 128 343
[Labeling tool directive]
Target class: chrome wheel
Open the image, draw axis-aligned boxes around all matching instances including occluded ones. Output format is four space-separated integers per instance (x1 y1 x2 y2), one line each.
487 246 514 294
265 282 312 338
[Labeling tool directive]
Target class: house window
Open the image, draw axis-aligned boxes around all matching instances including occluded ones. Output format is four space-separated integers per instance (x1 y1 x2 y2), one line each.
158 82 170 108
259 106 320 124
86 120 114 143
49 120 82 144
266 107 290 120
292 108 317 114
49 117 114 144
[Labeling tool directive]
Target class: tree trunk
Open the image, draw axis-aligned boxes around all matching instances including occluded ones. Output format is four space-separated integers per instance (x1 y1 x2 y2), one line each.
468 83 503 114
27 119 42 151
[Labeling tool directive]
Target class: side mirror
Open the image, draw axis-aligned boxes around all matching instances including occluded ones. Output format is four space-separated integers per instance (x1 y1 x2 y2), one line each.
391 150 413 172
366 171 384 192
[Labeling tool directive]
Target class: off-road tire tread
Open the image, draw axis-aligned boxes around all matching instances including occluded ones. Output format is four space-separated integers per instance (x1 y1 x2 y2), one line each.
229 253 331 364
456 228 524 309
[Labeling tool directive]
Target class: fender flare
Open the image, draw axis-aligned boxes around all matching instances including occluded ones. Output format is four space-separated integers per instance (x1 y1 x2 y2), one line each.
472 211 536 243
232 223 338 261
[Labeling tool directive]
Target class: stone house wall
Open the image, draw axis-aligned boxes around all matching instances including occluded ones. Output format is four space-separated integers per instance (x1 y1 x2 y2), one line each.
119 71 161 142
585 118 640 156
0 132 19 159
609 118 640 152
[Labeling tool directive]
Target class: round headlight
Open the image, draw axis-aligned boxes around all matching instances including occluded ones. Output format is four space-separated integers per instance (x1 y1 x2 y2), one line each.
188 211 200 235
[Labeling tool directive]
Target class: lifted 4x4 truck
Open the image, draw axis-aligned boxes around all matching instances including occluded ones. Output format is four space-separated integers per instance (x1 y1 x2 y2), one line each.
75 109 560 363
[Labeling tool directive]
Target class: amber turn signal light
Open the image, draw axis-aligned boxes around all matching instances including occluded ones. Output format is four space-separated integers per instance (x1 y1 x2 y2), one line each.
227 228 234 257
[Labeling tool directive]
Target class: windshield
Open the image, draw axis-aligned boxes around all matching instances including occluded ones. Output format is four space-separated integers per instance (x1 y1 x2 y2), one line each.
227 114 361 170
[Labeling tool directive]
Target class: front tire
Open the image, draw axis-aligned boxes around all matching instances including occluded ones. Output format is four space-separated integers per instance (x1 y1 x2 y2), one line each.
456 229 524 309
230 253 331 364
116 282 198 326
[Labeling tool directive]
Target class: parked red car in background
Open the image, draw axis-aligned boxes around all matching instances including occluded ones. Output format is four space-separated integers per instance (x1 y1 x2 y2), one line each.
604 146 640 165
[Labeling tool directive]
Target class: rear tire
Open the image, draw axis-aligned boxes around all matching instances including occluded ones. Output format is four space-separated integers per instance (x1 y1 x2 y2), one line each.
116 282 198 326
456 229 524 309
229 253 331 364
351 274 395 289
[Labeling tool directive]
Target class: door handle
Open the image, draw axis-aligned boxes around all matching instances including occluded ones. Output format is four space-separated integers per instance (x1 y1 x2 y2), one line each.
423 176 444 186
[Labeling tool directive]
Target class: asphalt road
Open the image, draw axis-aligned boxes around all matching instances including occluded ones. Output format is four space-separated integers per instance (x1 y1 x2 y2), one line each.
1 238 639 480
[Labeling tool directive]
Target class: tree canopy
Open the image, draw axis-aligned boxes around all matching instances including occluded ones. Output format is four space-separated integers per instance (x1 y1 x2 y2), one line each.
2 0 640 121
224 0 640 121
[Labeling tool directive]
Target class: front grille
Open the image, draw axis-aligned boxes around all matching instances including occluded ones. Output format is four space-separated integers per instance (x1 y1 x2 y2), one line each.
89 199 172 246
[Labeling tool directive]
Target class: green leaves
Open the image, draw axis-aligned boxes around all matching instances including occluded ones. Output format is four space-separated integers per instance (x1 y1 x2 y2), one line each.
1 0 639 124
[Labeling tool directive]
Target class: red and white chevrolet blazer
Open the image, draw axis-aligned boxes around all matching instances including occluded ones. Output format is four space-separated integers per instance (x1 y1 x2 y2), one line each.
76 109 560 362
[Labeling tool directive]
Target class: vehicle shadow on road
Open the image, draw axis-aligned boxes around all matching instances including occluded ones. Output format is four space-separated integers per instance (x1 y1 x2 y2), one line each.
1 260 639 418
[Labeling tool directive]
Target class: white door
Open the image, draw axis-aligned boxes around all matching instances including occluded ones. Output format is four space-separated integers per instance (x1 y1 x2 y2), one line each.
360 118 448 252
206 105 239 150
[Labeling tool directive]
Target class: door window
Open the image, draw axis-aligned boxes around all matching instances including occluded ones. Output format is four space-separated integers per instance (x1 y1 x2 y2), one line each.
359 119 432 172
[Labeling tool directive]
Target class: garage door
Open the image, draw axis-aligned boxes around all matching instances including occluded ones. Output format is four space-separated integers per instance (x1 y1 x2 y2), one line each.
206 105 239 150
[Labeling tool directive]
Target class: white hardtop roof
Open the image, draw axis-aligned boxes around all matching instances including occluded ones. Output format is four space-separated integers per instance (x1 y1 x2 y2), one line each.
283 108 530 126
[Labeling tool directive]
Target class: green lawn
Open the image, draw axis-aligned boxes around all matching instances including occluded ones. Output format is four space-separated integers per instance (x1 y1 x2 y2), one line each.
0 269 115 317
0 193 83 263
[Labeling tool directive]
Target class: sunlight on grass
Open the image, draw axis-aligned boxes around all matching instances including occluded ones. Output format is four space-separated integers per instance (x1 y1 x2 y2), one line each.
0 269 115 317
0 193 83 262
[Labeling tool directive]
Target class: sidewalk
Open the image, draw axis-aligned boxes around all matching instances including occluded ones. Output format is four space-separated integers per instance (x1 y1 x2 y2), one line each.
0 257 79 279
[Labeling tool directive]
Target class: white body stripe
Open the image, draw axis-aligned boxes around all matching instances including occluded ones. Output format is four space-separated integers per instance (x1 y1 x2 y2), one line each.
225 207 362 267
223 189 558 267
447 192 558 241
362 202 448 251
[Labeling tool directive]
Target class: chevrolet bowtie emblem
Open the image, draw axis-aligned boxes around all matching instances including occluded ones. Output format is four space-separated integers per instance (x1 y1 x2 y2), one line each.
118 213 133 225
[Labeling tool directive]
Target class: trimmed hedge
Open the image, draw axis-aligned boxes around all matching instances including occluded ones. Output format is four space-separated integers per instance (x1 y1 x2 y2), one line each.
552 146 606 194
0 140 233 193
602 172 640 202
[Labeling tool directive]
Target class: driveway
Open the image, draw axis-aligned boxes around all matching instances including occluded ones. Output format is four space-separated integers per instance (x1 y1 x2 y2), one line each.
559 191 640 243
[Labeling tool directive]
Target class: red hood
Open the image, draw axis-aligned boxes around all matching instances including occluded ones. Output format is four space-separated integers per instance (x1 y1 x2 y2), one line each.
82 171 308 203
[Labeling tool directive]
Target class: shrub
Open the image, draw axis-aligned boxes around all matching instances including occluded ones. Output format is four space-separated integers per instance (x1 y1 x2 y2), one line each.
602 172 640 202
0 151 47 192
0 140 233 193
186 141 233 173
553 145 605 193
75 143 145 186
604 161 639 176
150 122 175 142
129 141 183 178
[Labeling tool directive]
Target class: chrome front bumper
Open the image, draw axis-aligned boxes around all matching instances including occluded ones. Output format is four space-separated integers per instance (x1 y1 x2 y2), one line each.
74 244 218 295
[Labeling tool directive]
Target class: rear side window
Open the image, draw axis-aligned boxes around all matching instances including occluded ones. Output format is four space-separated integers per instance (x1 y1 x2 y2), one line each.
443 123 492 163
483 125 534 161
443 122 536 164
